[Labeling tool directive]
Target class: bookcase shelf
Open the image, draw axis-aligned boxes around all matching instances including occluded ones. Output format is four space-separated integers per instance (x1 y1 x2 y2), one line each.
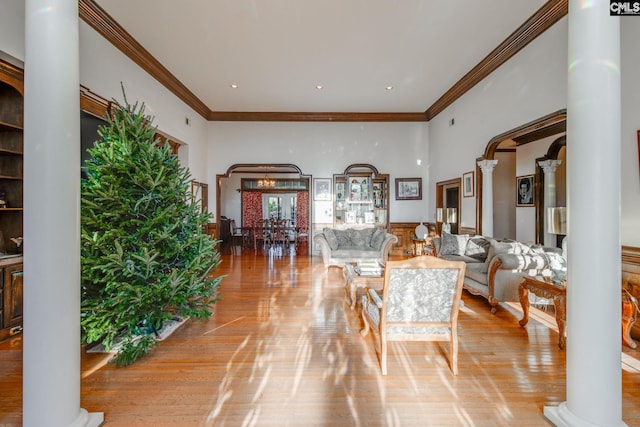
0 73 24 340
333 164 389 230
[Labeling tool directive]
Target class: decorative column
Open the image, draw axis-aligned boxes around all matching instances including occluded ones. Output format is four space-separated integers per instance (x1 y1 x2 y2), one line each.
477 159 498 238
23 1 103 426
544 1 624 426
538 159 562 247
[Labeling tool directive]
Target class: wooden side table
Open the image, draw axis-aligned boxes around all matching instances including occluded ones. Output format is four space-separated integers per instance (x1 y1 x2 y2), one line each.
519 276 567 350
412 237 435 257
343 263 384 310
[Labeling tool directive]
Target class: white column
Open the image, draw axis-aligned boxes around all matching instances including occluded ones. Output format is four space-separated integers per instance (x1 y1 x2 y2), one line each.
477 159 498 238
23 1 103 426
544 1 624 426
538 159 562 247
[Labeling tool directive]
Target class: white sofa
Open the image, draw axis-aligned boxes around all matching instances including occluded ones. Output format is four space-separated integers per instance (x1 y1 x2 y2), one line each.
314 227 398 269
434 232 566 313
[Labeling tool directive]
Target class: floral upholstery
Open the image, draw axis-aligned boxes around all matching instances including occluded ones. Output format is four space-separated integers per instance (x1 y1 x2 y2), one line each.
314 228 398 268
360 256 466 375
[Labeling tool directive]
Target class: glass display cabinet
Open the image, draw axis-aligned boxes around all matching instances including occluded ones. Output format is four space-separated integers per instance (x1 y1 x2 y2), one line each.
333 164 389 230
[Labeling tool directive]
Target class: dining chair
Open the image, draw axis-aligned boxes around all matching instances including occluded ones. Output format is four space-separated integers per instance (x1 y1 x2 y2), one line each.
295 225 308 246
255 218 272 248
271 218 289 247
229 219 249 253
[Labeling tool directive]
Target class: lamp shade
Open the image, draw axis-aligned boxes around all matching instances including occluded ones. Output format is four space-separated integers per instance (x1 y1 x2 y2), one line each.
547 207 567 235
445 208 457 224
436 208 443 222
415 222 429 240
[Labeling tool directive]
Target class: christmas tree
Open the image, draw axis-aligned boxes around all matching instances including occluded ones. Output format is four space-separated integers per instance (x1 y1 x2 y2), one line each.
80 97 221 366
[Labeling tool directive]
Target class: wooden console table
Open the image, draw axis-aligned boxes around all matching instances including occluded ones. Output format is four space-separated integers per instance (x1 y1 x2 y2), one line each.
519 276 567 350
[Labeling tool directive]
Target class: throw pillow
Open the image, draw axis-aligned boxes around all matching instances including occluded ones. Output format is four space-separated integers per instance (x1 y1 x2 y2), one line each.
370 228 386 250
323 228 339 250
481 240 530 273
348 228 370 247
439 231 469 256
334 229 350 247
465 236 491 261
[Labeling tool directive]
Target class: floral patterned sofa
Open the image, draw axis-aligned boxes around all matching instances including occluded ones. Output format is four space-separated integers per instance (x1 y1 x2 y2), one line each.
433 231 565 313
314 227 398 268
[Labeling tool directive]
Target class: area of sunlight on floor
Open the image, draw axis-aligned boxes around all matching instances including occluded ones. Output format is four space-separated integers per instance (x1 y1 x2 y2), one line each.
504 301 640 374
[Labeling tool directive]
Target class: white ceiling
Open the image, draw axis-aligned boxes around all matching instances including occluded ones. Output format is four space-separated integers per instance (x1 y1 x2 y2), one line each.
95 0 547 113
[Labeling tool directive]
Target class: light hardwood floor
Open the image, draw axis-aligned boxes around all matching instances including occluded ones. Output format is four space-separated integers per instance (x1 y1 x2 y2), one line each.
1 244 640 426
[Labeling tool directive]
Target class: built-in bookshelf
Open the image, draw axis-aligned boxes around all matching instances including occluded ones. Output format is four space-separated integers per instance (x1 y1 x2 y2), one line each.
333 164 388 230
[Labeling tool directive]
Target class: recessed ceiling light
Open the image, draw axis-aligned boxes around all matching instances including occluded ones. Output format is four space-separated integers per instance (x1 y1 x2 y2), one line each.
316 85 324 90
230 84 238 89
385 86 394 91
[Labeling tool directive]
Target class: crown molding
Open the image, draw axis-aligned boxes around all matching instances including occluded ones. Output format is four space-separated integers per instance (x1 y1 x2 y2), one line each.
80 0 566 123
79 0 210 119
425 0 568 121
209 111 428 122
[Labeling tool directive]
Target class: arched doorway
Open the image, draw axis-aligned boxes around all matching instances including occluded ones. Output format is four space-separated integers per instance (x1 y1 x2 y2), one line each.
476 110 566 242
535 135 566 245
215 164 311 246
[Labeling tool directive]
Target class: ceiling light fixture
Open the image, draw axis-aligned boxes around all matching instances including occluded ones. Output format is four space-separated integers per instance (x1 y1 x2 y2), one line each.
230 84 238 89
316 85 324 90
258 174 276 188
385 86 394 91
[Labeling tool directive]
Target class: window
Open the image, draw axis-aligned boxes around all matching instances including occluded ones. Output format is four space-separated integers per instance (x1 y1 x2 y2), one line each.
263 193 297 224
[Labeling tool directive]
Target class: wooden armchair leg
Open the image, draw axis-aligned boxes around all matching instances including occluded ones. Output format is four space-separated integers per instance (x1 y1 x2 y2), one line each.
380 337 388 376
360 311 370 337
450 335 459 375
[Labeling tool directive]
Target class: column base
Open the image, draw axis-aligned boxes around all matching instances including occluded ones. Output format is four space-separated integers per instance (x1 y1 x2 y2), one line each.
544 403 627 427
67 408 104 427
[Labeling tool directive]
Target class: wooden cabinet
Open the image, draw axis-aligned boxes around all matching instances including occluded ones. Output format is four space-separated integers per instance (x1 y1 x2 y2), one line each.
0 74 24 255
389 222 437 257
0 62 25 341
0 259 23 341
333 164 389 230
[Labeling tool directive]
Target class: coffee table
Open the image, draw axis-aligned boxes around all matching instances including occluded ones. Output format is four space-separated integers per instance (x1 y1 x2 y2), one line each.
343 263 384 310
519 276 567 349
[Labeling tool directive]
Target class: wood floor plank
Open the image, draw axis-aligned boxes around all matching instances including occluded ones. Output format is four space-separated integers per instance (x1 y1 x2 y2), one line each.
1 247 639 426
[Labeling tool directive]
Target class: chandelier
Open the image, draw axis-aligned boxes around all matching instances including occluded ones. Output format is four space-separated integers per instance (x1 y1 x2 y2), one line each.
258 174 276 188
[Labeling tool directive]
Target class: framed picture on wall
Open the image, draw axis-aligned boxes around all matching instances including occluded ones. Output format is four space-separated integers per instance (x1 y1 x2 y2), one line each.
364 212 375 224
516 175 535 207
313 178 331 201
395 178 422 200
462 171 474 197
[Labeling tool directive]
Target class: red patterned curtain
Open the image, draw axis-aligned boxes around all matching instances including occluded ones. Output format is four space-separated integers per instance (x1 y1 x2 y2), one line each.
242 192 263 227
296 191 309 230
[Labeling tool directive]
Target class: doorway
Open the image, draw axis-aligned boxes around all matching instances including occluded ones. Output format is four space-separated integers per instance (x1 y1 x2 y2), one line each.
436 178 461 235
477 109 567 242
216 163 311 246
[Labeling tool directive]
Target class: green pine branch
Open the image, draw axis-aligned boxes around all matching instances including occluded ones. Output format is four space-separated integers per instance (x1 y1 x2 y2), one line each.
80 96 222 366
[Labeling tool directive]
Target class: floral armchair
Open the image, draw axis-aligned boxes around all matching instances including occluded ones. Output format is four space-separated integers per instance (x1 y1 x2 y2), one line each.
360 256 466 375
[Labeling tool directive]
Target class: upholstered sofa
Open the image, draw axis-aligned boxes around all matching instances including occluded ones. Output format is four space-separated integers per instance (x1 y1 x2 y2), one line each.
433 232 565 313
314 227 398 268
